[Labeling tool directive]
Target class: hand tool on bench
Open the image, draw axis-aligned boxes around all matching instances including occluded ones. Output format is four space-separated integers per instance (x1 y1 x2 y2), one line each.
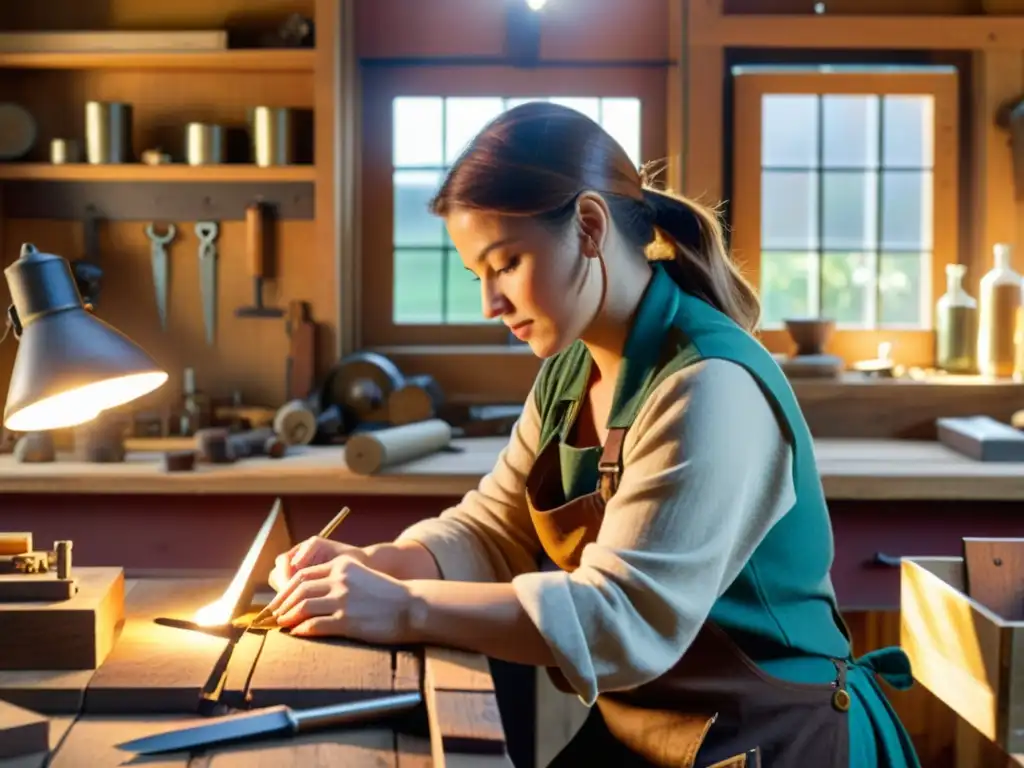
236 202 284 321
195 220 220 345
144 222 176 331
115 692 424 755
285 299 316 400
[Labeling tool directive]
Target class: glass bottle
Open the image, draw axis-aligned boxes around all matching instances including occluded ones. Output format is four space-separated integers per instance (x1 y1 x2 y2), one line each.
977 243 1023 378
935 263 977 374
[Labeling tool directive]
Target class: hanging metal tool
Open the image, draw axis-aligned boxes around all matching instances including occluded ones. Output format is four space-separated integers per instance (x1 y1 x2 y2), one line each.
195 221 220 345
145 223 176 331
72 205 103 308
235 202 284 320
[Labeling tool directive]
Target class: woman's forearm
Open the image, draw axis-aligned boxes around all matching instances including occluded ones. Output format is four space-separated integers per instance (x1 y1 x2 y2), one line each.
364 540 441 581
405 580 557 667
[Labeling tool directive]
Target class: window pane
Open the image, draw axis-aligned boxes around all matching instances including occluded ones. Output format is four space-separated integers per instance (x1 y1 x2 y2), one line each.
394 97 443 167
822 171 877 250
822 95 879 169
760 251 814 325
394 170 443 247
762 95 817 168
881 170 933 250
601 98 642 168
762 171 818 250
394 249 443 324
821 252 875 327
883 95 933 168
880 252 927 326
446 250 487 324
550 97 600 122
445 97 506 164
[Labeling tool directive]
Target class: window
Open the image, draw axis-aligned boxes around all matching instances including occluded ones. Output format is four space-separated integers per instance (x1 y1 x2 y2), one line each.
361 66 666 350
392 96 642 327
731 67 959 361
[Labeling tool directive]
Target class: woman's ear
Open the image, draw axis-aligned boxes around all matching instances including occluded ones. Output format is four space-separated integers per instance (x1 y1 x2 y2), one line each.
576 192 610 258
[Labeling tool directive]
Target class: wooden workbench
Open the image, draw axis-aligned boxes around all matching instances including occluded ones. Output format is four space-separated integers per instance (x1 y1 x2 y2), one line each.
0 575 512 767
0 437 1021 500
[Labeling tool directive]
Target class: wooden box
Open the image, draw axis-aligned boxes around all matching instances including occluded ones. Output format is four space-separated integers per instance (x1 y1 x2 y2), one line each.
0 568 124 671
900 557 1024 754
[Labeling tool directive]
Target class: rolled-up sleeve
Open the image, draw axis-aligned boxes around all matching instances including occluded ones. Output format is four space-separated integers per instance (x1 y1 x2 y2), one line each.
395 385 543 583
510 359 797 705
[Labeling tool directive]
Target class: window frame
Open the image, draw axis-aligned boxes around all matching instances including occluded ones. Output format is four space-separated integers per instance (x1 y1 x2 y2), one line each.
360 64 667 348
730 68 959 365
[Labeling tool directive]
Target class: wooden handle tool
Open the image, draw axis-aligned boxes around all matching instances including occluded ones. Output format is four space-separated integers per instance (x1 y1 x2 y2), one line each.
235 202 284 319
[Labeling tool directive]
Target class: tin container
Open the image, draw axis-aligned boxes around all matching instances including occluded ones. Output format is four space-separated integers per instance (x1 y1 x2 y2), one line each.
252 106 293 167
50 138 81 165
85 101 132 164
186 123 225 165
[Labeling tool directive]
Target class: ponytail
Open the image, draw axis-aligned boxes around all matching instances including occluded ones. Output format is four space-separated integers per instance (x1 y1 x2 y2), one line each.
641 188 761 333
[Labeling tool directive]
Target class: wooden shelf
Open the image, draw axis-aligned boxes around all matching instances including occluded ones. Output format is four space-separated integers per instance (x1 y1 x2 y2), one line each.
0 49 315 72
0 163 317 182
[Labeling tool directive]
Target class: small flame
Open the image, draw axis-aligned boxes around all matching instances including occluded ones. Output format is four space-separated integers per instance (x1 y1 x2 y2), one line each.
193 599 233 627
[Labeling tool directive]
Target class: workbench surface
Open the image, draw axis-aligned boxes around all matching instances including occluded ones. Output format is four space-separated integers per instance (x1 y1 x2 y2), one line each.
0 437 1021 500
0 575 512 768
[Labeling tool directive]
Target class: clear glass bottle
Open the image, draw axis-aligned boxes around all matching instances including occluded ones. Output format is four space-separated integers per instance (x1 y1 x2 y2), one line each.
978 243 1023 378
935 263 977 374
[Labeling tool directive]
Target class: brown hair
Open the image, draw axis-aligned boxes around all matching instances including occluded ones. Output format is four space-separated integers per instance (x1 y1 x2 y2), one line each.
430 101 760 332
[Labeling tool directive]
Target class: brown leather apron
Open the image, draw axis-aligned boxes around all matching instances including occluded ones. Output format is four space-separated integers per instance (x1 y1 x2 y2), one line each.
526 428 851 768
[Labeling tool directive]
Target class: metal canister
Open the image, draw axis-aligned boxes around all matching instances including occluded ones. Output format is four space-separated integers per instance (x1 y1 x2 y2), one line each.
50 138 81 164
85 101 132 164
186 123 225 165
252 106 293 167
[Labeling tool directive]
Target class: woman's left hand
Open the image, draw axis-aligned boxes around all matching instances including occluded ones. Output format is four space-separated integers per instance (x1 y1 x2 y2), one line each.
265 556 415 643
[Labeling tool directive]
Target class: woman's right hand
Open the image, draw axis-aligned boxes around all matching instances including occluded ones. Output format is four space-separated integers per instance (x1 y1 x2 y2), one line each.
269 537 367 592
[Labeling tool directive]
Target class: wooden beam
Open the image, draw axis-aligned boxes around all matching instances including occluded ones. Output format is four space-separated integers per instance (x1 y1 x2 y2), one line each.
681 0 725 205
969 50 1024 287
708 14 1024 50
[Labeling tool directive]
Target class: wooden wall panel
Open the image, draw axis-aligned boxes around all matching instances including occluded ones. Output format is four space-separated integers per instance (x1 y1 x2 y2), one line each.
724 0 980 13
355 0 671 62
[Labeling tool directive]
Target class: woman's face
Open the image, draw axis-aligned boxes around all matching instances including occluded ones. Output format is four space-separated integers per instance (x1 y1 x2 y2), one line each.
444 207 595 359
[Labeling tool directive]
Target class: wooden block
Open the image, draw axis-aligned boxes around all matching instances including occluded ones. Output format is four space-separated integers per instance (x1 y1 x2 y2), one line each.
0 576 75 602
0 568 124 671
246 631 394 709
0 701 47 760
900 557 1024 755
964 537 1024 620
424 649 507 762
0 535 30 557
202 727 396 767
0 670 94 714
48 716 199 768
937 416 1024 461
219 631 267 709
83 619 229 714
0 716 74 768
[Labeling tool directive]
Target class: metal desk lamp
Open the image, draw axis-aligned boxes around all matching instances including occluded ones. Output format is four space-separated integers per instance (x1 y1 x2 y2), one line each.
3 242 168 432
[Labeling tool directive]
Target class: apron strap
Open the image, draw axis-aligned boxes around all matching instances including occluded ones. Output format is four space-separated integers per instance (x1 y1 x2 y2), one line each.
598 427 628 501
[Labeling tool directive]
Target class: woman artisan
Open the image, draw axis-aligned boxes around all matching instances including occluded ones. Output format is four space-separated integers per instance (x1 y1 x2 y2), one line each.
265 102 920 768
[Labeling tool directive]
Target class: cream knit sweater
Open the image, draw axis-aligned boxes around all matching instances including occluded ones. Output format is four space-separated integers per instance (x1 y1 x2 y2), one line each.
396 358 796 706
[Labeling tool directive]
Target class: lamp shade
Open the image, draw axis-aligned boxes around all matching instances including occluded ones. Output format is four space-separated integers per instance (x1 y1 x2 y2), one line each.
3 243 168 432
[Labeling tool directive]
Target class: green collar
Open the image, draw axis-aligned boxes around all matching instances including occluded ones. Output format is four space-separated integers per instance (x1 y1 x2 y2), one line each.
558 264 681 429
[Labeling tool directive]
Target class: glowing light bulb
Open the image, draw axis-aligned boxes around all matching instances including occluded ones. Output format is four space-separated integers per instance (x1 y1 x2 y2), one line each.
526 0 547 10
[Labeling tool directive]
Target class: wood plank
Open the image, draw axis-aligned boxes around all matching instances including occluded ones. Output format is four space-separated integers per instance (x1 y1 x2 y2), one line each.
49 716 199 768
0 701 47 760
424 649 507 762
83 619 229 714
0 50 313 72
196 727 397 768
0 568 124 671
246 632 394 708
0 716 74 768
0 670 93 715
707 13 1024 49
